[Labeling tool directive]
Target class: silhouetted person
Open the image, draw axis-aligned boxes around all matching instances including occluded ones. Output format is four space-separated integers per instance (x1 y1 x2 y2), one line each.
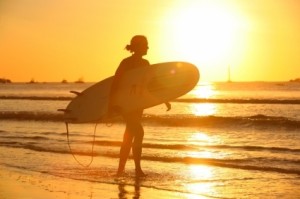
109 35 170 177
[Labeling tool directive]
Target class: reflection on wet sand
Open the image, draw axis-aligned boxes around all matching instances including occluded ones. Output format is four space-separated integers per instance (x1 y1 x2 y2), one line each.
117 177 143 199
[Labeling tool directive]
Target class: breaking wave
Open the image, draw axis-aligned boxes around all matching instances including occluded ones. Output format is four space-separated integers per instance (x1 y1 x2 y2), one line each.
1 139 300 176
2 95 300 104
0 111 299 130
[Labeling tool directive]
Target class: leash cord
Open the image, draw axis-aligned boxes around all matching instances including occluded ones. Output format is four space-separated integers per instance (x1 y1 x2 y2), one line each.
65 122 98 168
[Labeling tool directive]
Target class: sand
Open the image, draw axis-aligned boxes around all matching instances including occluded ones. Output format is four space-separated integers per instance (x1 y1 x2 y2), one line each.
0 165 203 199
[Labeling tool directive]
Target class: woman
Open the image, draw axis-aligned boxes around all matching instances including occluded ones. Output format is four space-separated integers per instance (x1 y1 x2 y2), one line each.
109 35 170 177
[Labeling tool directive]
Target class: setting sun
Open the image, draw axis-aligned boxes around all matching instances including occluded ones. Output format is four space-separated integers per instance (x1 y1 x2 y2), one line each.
160 1 248 80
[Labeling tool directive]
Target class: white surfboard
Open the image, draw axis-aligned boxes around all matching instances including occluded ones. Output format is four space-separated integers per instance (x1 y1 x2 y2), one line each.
62 62 199 123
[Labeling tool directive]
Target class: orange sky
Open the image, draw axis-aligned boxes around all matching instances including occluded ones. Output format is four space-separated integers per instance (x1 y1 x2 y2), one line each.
1 0 300 82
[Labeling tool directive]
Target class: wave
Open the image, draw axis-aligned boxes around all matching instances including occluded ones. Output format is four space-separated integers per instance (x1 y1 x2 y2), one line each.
174 98 300 104
87 140 300 153
2 95 300 104
1 141 300 176
1 111 299 130
0 111 64 121
0 96 72 101
1 133 299 153
144 114 300 129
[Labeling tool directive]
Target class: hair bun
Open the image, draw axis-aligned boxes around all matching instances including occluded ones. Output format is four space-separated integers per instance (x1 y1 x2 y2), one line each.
125 44 131 51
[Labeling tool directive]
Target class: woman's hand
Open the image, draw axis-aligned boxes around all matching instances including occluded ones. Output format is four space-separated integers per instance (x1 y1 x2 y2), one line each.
165 102 171 111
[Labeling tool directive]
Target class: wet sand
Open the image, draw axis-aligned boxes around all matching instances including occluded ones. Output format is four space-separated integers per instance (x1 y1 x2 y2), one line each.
0 165 202 199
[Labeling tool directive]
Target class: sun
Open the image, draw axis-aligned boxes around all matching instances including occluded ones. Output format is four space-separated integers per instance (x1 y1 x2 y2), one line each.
161 1 246 79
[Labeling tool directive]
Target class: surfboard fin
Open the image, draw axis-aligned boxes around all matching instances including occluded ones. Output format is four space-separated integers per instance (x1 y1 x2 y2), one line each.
57 109 71 113
70 91 82 96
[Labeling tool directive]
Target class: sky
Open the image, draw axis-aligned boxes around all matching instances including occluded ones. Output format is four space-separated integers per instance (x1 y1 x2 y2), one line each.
1 0 300 82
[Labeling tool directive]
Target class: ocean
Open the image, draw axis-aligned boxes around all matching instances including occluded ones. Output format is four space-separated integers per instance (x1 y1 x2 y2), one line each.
1 82 300 198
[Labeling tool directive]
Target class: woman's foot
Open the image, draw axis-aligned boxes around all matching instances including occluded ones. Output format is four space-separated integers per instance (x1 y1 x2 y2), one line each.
135 169 146 177
116 169 126 177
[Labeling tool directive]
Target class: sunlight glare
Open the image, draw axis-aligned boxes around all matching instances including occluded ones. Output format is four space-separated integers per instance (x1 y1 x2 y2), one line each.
175 5 235 61
162 0 247 78
184 165 216 198
190 83 216 99
188 83 217 116
189 165 213 180
188 131 214 145
188 150 214 159
190 103 216 116
191 132 210 142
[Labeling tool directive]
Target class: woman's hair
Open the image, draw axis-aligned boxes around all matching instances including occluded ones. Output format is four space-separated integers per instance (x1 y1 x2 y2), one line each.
125 35 147 53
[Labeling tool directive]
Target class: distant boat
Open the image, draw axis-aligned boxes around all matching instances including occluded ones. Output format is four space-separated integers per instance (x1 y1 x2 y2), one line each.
61 79 68 84
289 78 300 82
28 78 37 84
75 77 85 83
0 78 12 83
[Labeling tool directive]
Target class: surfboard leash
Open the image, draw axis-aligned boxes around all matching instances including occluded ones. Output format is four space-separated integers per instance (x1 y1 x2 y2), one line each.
65 122 98 168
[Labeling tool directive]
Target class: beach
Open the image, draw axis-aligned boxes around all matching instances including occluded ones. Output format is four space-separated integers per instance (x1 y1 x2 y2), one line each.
1 165 198 199
1 82 300 198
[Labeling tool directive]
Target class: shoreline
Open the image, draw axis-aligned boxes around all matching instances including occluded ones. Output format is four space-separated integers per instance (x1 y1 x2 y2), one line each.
0 165 202 199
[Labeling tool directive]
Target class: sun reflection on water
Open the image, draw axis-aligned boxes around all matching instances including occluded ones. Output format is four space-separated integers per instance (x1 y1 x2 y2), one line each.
183 132 220 198
190 103 216 116
188 83 218 117
190 83 216 99
184 84 221 198
185 165 216 198
188 132 214 144
187 132 216 159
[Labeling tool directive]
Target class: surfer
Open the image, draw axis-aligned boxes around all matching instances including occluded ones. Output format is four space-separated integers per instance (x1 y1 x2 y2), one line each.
109 35 171 177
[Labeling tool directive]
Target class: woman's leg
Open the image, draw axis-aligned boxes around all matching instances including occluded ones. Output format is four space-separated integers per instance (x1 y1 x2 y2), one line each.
117 127 134 175
118 109 144 176
132 123 145 176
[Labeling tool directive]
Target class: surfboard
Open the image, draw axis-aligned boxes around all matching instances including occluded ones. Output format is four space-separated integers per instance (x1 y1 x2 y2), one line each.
61 62 199 123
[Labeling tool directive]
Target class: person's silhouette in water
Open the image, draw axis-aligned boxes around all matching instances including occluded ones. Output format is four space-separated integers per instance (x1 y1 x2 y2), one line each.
109 35 171 177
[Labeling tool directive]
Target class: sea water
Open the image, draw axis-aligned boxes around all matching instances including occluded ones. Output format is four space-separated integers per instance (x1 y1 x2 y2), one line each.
0 82 300 198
